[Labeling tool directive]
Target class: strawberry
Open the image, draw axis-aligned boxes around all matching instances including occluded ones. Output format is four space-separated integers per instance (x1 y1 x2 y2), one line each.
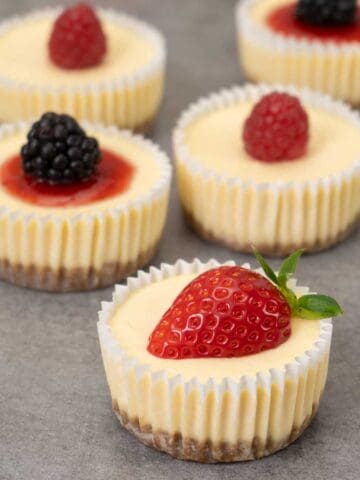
49 3 107 70
147 250 343 359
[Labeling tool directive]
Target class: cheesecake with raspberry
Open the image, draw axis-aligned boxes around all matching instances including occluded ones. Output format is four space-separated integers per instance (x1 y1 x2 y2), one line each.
173 84 360 255
0 3 166 130
237 0 360 104
0 113 171 291
98 252 341 462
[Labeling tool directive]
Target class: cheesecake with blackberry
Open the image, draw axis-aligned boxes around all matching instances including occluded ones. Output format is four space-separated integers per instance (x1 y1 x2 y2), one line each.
0 113 171 291
237 0 360 104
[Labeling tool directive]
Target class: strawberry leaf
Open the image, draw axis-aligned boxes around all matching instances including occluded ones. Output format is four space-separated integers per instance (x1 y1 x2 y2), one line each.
252 249 343 321
252 248 279 285
278 249 304 288
296 294 343 319
281 287 298 312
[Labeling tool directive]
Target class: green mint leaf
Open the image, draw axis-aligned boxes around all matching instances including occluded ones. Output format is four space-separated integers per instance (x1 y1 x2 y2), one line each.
296 294 343 320
278 249 304 288
252 247 279 285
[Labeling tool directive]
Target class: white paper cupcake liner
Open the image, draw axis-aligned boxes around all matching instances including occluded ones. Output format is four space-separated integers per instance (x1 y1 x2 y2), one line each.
173 83 360 256
0 8 166 129
236 0 360 104
0 121 171 291
98 258 333 462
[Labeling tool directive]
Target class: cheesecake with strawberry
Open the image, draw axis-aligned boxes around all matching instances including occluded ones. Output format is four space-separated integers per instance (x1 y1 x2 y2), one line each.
0 3 166 130
174 84 360 255
98 251 341 462
237 0 360 104
0 113 171 291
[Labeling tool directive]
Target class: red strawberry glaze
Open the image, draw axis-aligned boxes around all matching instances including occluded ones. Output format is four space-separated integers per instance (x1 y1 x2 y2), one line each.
267 3 360 43
148 266 292 359
0 149 134 207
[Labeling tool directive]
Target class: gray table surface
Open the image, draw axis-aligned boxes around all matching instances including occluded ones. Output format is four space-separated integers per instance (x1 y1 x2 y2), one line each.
0 1 359 479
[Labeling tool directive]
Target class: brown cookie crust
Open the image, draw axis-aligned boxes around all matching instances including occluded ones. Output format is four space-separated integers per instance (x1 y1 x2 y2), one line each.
183 208 360 257
132 115 156 135
0 243 157 292
112 400 319 463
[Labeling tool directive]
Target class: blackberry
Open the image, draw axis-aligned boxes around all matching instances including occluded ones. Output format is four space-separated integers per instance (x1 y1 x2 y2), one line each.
296 0 356 26
21 112 101 184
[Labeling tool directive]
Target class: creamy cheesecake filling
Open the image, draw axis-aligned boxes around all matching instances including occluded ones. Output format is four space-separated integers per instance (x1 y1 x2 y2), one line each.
0 12 155 88
0 128 162 215
184 101 360 183
249 0 293 27
109 272 321 381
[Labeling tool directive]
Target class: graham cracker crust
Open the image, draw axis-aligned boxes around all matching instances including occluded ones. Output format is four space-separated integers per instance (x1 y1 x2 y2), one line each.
183 209 360 257
132 115 156 135
0 244 157 292
112 400 319 463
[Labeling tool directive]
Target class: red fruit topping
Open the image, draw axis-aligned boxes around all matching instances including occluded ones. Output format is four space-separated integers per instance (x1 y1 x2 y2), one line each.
147 266 292 359
268 4 360 43
49 3 107 69
0 150 134 207
243 92 309 163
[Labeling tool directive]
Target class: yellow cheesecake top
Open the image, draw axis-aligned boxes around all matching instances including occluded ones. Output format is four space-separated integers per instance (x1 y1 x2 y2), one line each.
109 272 321 382
0 10 158 88
248 0 293 27
0 126 164 216
183 99 360 183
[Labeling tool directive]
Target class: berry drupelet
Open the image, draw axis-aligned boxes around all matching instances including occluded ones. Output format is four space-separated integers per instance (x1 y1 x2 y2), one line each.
21 113 101 184
296 0 356 27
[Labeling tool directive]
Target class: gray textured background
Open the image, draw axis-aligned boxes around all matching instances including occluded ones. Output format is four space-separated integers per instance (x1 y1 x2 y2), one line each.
0 1 359 479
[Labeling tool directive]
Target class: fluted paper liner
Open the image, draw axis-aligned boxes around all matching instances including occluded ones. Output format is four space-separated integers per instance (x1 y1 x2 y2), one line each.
0 8 166 130
97 258 333 462
237 0 360 104
173 84 360 256
0 122 171 291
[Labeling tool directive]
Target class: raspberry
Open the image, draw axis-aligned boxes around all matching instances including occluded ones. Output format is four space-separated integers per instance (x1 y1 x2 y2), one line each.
49 3 107 69
21 112 101 184
147 266 292 359
296 0 356 26
243 92 309 163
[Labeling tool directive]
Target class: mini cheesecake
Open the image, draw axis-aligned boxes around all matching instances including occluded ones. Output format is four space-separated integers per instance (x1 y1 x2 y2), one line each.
237 0 360 104
0 115 171 291
173 84 360 255
98 256 339 462
0 4 166 130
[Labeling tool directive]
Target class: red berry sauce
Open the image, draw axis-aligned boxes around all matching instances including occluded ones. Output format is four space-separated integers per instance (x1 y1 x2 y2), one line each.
0 149 135 207
267 3 360 43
